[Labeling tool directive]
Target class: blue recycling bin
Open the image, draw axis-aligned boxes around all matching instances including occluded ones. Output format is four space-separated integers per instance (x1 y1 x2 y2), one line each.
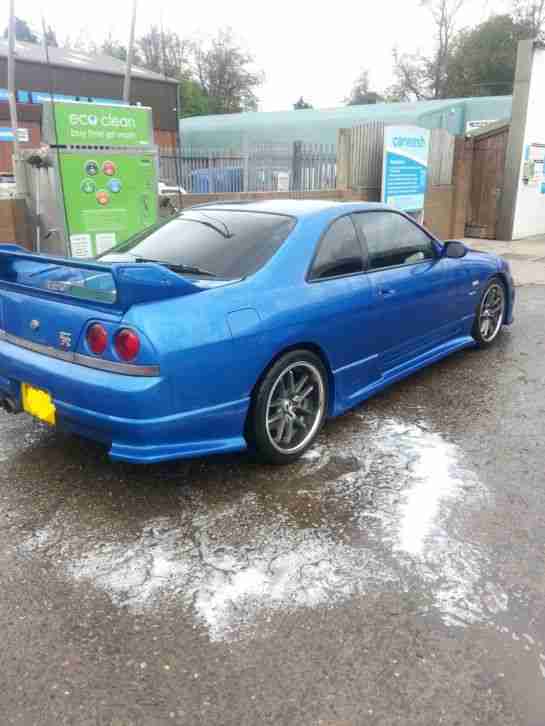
191 167 243 193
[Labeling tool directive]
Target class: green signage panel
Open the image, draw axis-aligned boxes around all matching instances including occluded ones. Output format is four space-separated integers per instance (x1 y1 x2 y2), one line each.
45 102 153 147
59 151 158 257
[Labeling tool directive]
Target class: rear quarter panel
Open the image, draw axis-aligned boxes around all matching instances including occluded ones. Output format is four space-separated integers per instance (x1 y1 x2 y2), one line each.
122 282 267 413
121 212 342 415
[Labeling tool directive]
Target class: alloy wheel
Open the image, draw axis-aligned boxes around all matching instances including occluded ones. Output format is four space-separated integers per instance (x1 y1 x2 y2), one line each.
265 361 325 454
479 283 505 343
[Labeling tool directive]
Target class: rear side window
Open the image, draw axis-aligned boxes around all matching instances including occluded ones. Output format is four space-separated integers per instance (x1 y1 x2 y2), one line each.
309 216 364 280
100 210 296 280
353 212 436 270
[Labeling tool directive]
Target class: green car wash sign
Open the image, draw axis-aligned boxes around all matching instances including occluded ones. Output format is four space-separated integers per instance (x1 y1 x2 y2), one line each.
46 102 153 147
60 150 158 257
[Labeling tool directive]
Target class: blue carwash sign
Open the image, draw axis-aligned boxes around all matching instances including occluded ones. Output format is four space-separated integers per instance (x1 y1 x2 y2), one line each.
382 125 430 212
0 127 15 141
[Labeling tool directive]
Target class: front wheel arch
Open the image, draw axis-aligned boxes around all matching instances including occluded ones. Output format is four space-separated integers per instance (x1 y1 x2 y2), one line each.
494 272 511 323
472 274 507 346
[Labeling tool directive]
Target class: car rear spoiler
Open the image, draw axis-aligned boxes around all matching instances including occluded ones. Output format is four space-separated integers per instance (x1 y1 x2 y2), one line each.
0 245 206 311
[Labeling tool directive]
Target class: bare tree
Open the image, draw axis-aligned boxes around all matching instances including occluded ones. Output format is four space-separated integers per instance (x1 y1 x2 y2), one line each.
385 51 430 101
194 28 264 114
101 33 131 62
51 23 262 116
423 0 465 98
388 0 464 100
344 69 384 105
63 27 95 53
512 0 545 37
138 26 192 79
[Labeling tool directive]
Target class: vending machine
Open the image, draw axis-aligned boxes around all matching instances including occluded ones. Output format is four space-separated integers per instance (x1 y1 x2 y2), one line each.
38 100 159 257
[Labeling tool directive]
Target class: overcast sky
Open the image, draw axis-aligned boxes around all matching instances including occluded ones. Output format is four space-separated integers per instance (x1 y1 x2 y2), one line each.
1 0 513 111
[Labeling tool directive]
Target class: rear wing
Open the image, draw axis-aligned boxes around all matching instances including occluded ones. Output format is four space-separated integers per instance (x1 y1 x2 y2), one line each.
0 245 205 311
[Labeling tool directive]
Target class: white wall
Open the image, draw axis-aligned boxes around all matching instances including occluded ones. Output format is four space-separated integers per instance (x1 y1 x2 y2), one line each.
512 48 545 239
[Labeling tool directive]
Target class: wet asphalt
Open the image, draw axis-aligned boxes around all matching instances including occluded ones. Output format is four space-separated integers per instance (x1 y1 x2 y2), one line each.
1 286 545 726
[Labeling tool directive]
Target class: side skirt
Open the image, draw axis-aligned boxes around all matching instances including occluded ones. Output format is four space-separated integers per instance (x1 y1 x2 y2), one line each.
333 335 476 416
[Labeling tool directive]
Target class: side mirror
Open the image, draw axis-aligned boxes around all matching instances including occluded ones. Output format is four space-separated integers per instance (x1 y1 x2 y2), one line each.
443 240 468 259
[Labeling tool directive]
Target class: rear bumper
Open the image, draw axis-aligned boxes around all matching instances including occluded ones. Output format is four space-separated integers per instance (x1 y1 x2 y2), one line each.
0 338 249 463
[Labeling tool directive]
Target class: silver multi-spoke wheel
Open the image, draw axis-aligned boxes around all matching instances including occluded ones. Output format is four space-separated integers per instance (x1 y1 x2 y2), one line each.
478 282 505 343
247 350 328 464
265 361 325 455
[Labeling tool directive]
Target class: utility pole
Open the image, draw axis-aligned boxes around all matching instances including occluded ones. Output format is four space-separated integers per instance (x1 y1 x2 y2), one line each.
7 0 25 194
123 0 138 103
160 11 168 79
41 14 48 58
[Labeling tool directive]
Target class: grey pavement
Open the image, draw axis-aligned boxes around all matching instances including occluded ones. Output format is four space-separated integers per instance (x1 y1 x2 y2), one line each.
0 264 544 725
466 236 545 286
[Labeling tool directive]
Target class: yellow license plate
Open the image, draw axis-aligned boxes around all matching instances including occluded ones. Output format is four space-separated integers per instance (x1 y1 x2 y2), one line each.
21 383 56 426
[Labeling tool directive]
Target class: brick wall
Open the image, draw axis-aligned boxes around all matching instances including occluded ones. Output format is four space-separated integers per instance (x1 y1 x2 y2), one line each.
154 129 177 147
0 198 33 249
179 189 373 208
0 122 41 174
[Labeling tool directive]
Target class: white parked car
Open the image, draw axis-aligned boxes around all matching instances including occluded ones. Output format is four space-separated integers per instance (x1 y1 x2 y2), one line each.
158 181 187 195
0 174 16 198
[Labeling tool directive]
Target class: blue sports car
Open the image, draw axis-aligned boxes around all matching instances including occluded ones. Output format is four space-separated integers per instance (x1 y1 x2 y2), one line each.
0 200 514 464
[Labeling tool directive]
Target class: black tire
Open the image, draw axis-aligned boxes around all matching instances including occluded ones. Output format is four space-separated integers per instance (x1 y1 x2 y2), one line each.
246 350 329 465
472 275 506 347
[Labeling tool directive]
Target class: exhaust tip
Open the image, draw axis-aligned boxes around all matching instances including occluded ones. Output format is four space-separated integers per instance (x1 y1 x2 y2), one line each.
2 397 19 414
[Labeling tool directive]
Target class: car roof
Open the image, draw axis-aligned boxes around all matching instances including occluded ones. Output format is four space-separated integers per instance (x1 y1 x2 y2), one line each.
185 198 389 219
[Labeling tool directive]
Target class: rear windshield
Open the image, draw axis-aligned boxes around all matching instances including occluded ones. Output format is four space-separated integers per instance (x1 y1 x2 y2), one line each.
98 210 296 280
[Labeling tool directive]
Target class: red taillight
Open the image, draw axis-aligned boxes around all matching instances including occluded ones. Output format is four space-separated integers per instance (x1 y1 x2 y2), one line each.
86 323 108 355
114 328 140 362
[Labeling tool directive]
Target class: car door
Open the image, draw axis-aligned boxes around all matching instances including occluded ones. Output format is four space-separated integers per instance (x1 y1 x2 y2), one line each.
306 215 380 407
353 211 458 375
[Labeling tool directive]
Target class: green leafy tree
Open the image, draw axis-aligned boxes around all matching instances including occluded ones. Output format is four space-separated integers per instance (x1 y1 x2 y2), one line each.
293 97 313 110
446 14 534 97
179 78 210 117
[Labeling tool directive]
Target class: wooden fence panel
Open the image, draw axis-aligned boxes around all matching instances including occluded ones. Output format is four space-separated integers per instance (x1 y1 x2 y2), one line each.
429 128 455 186
349 121 384 194
337 123 456 197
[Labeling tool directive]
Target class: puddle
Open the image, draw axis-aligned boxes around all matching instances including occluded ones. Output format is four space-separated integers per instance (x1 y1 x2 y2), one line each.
60 497 394 641
18 415 511 642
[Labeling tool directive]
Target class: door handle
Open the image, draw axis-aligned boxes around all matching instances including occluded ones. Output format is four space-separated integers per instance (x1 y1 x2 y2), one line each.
379 288 396 297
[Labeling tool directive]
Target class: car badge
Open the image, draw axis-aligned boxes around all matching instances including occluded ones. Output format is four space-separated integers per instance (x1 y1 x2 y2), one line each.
30 319 40 331
58 331 72 349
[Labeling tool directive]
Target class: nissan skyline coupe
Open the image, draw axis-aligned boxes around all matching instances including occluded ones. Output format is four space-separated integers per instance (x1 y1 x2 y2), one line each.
0 200 515 464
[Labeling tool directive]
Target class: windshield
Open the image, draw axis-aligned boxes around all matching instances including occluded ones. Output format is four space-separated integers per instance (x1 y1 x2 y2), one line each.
98 210 296 280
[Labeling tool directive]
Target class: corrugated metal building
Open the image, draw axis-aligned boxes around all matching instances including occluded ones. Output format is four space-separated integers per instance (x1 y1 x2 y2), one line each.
0 39 179 172
180 96 513 150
